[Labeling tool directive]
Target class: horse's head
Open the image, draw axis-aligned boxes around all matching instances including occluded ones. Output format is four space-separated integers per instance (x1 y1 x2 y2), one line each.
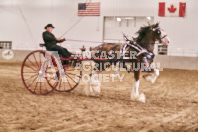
151 23 170 46
135 23 170 70
136 23 170 53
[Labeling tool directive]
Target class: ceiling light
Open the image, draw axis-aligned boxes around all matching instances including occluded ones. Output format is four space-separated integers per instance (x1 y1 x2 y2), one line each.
146 17 151 20
117 17 121 22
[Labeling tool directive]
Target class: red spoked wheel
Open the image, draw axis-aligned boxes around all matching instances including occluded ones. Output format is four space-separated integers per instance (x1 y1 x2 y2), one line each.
21 50 59 95
55 61 82 92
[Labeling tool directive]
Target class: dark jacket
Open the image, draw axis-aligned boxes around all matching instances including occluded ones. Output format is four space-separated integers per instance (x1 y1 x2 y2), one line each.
42 31 63 50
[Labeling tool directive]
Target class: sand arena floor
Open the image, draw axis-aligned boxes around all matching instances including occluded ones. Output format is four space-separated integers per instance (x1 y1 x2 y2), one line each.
0 61 198 132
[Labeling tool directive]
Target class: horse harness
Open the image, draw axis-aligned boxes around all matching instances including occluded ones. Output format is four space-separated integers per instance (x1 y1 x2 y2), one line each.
95 42 155 62
120 41 155 62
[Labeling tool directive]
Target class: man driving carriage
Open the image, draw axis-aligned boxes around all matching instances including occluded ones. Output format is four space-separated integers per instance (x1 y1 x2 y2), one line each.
42 24 72 64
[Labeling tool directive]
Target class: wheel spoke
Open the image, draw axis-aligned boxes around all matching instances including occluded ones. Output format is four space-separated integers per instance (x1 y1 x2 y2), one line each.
52 81 57 87
39 52 42 68
24 74 38 81
65 74 77 84
33 53 40 69
64 82 66 91
64 68 76 71
34 82 38 92
27 58 39 70
40 82 42 94
23 71 37 74
39 52 45 68
44 81 48 92
24 64 37 72
58 78 62 91
27 76 38 88
66 72 81 78
47 76 57 81
65 76 72 89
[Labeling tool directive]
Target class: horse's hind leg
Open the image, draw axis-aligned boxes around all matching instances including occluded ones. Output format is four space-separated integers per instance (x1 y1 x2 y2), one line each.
143 69 159 83
131 70 146 103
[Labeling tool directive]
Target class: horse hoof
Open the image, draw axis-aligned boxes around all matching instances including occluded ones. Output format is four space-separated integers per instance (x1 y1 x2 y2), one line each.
138 93 146 103
131 93 146 103
131 94 139 101
154 69 159 76
143 74 152 82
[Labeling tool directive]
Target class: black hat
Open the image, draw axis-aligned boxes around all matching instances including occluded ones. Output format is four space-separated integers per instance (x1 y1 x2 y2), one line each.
44 24 55 29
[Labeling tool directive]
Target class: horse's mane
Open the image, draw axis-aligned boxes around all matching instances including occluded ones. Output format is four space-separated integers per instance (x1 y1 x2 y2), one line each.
135 23 159 44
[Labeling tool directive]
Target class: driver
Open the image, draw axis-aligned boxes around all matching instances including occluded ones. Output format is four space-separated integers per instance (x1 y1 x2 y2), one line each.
42 24 72 61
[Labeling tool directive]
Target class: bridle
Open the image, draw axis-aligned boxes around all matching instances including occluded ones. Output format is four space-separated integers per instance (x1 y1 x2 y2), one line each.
152 27 168 43
161 34 168 39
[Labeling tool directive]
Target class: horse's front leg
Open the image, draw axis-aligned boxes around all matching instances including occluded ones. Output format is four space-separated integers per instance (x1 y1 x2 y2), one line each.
143 69 159 83
84 70 101 97
131 70 146 103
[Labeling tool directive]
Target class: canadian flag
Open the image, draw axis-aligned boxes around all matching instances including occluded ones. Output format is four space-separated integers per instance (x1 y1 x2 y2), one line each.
159 2 186 17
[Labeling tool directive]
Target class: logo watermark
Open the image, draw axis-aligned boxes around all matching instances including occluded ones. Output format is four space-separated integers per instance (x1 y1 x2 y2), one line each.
36 51 163 83
2 49 14 60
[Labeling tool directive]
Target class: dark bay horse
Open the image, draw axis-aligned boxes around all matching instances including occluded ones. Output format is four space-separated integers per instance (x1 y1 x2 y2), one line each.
84 23 170 103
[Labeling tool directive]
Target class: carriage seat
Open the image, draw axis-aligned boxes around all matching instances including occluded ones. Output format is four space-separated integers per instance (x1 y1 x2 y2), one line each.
39 43 76 56
39 43 46 47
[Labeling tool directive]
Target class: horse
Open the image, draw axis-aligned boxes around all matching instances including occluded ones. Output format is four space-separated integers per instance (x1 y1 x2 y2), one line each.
83 23 170 103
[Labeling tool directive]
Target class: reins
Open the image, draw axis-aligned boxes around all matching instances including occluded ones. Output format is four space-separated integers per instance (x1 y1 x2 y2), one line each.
66 39 105 44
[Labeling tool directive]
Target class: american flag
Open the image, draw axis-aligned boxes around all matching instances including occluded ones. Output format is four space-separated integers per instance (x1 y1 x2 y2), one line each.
78 2 100 16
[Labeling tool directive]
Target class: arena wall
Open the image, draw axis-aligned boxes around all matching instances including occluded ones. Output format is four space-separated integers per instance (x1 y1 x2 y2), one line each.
0 0 197 56
0 49 32 61
1 49 198 70
154 55 198 70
